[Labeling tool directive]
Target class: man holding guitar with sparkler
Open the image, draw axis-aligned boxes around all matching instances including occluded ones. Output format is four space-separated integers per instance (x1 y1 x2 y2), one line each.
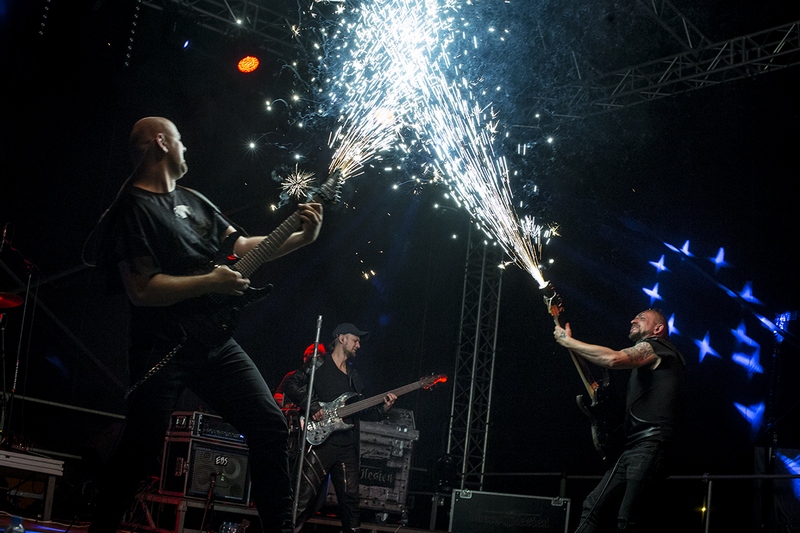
284 323 396 533
89 117 323 533
554 309 685 533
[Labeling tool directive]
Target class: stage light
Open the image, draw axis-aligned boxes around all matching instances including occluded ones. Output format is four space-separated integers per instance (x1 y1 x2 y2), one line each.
237 55 260 73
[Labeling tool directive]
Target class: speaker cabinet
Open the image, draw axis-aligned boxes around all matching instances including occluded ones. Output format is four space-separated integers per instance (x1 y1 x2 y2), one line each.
160 436 251 505
450 490 570 533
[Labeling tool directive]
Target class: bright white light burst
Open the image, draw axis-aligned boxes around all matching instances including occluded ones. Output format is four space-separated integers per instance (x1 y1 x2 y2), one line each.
281 166 316 199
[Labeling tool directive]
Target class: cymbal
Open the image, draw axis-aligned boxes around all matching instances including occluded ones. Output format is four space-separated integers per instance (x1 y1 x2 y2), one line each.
0 293 23 309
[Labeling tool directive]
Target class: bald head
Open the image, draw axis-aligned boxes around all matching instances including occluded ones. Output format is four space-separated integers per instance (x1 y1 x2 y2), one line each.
629 309 668 342
129 117 174 165
128 117 188 184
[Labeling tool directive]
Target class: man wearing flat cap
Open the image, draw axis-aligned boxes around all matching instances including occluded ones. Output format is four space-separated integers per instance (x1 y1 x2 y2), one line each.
284 323 396 532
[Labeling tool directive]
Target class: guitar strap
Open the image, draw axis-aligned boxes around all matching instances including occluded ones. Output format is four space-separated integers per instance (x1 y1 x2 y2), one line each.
124 339 184 399
180 186 250 237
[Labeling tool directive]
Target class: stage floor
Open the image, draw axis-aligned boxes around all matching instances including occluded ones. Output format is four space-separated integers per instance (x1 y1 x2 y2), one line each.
0 514 435 533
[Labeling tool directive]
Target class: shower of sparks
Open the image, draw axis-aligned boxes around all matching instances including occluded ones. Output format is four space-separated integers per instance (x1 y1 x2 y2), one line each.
323 0 550 288
325 0 441 180
281 166 317 199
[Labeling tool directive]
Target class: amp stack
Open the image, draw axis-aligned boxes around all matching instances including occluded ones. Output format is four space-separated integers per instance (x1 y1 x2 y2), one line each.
126 411 257 533
160 411 251 505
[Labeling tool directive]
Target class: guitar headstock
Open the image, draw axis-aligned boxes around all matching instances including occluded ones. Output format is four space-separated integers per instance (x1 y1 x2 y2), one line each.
315 169 344 205
542 283 563 319
420 374 448 389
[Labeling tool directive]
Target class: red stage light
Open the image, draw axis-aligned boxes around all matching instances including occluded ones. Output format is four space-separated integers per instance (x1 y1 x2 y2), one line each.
237 55 260 73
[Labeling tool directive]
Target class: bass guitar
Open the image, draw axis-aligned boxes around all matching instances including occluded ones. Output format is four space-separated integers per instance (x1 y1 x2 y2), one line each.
304 373 447 445
173 171 343 347
544 285 624 463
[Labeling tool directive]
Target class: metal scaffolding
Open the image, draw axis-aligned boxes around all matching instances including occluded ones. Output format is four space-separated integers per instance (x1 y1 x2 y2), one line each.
446 227 504 490
516 19 800 123
142 0 302 60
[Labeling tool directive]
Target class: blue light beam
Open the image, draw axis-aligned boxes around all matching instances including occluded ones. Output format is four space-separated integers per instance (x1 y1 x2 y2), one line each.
776 452 800 500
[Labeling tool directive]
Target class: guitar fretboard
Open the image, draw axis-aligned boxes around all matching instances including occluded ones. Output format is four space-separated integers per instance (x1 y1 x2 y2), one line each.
232 211 301 278
337 380 427 418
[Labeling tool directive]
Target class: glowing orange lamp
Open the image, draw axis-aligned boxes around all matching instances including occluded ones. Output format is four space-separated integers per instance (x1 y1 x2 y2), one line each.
237 55 260 73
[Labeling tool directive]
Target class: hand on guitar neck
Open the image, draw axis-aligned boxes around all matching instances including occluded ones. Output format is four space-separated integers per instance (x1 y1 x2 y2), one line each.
545 285 624 463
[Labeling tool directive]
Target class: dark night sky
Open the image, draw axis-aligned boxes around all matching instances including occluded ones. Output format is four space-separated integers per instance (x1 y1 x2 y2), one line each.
2 0 800 527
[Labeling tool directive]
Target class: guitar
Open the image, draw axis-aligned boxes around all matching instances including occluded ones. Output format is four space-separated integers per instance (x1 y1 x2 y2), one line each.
544 285 624 463
304 373 447 445
173 171 344 347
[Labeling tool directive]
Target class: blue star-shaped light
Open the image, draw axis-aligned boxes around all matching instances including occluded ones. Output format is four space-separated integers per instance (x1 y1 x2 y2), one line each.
776 452 800 500
734 401 765 434
732 348 763 378
642 283 661 306
693 332 720 362
664 240 693 256
738 282 763 305
731 321 757 346
709 247 731 272
668 314 679 336
649 255 668 273
730 322 763 377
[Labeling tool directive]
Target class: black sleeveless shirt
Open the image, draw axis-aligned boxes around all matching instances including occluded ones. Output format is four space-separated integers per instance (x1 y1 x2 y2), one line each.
625 337 685 444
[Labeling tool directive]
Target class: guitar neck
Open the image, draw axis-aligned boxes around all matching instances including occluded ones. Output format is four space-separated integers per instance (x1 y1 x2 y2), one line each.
337 381 424 419
553 316 599 400
231 212 301 278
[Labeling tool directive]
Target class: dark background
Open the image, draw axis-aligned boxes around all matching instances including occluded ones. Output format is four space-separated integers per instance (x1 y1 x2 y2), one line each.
1 0 799 530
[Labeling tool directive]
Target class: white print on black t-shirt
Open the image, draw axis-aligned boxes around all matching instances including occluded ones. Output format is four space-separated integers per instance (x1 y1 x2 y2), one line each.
173 205 192 219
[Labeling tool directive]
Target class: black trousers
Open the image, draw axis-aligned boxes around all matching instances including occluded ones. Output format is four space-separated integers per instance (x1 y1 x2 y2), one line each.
575 440 673 533
294 440 360 532
89 338 293 533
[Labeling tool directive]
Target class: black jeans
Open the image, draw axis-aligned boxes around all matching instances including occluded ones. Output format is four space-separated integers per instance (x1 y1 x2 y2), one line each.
294 440 361 532
575 440 673 533
89 338 293 533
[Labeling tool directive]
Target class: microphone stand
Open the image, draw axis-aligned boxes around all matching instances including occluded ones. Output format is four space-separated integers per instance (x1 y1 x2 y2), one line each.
0 312 7 445
292 315 323 526
4 263 36 448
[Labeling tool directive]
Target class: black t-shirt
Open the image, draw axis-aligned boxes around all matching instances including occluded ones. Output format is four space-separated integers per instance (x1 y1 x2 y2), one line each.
306 358 360 446
104 185 231 346
625 337 686 443
284 357 386 447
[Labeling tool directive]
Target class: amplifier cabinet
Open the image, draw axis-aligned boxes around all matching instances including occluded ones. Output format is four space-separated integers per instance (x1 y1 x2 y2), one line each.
450 490 570 533
160 436 251 506
168 411 246 444
325 409 419 514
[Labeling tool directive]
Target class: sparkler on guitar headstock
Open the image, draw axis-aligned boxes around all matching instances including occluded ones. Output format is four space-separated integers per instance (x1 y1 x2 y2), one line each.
543 283 564 321
281 168 344 206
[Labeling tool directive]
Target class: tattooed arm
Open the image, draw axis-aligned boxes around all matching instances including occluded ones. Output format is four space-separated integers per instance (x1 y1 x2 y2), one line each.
554 323 660 369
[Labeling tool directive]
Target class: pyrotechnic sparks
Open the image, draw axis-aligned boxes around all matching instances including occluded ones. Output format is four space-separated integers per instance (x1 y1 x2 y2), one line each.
281 165 316 199
321 0 552 288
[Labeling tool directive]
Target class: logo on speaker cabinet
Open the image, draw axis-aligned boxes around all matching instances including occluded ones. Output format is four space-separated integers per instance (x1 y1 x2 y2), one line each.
215 455 229 466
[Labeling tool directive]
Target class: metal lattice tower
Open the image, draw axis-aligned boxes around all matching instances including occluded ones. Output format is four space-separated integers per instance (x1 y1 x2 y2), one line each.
446 227 504 490
142 0 302 60
515 17 800 123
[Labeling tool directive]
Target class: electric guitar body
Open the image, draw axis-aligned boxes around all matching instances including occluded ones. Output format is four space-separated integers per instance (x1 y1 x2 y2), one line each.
172 172 343 347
